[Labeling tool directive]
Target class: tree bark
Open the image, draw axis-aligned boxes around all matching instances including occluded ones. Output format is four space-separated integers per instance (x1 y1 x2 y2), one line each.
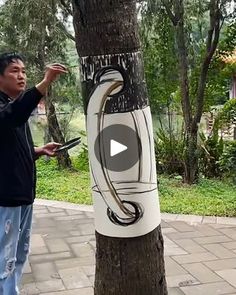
45 97 72 168
72 1 167 294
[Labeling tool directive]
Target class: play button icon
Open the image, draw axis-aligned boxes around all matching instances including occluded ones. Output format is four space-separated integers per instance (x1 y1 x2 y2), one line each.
94 124 141 172
110 140 127 157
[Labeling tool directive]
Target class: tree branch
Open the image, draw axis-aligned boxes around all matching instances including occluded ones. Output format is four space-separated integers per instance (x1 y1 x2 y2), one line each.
194 0 222 126
60 0 73 16
161 0 178 26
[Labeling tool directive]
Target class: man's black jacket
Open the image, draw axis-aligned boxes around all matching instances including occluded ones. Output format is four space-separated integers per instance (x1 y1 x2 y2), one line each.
0 88 43 206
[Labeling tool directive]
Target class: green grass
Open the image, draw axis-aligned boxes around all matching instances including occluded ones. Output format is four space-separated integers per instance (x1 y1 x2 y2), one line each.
159 176 236 217
36 158 92 204
36 158 236 217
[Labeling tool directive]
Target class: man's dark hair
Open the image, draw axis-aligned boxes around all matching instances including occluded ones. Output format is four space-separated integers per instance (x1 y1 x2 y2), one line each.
0 52 24 75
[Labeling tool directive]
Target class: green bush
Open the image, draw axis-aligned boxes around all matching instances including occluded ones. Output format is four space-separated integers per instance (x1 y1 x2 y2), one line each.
198 131 224 178
155 128 185 175
76 144 90 172
219 141 236 183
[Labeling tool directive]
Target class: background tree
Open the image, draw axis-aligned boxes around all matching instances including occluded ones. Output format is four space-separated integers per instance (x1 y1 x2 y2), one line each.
0 0 78 168
141 0 235 183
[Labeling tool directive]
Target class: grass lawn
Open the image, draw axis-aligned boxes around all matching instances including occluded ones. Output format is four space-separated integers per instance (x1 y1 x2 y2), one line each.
36 158 236 217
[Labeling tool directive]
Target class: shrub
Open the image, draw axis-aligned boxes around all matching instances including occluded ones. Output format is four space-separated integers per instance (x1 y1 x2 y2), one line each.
219 140 236 183
198 131 224 178
155 127 185 175
77 144 90 172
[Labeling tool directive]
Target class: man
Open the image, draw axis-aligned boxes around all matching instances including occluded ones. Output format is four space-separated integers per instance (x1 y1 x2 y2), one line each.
0 52 67 294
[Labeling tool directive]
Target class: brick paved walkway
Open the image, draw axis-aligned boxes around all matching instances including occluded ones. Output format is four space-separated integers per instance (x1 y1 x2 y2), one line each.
20 199 236 295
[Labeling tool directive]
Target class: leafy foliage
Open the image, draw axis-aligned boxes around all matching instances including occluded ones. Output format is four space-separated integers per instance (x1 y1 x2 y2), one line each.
155 128 185 175
219 141 236 183
198 131 224 178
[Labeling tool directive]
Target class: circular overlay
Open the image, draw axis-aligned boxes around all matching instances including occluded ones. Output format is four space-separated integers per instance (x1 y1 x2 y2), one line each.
94 124 141 172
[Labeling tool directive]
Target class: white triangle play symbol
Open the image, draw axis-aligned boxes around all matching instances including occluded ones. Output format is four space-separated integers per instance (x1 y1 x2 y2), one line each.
110 139 128 157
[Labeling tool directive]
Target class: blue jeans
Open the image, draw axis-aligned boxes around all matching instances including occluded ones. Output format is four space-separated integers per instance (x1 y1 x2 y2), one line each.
0 205 33 295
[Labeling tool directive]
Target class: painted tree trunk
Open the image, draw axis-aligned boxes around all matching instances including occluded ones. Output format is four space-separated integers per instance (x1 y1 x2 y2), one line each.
72 1 167 294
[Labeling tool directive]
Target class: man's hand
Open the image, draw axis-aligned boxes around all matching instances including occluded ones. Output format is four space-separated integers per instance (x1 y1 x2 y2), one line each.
44 63 68 83
36 63 68 96
35 142 62 159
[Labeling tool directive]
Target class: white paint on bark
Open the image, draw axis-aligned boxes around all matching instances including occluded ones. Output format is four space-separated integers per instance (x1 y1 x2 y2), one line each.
86 67 161 238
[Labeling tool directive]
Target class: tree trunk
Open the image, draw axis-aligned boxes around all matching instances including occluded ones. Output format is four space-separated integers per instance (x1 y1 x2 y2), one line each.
45 97 72 169
72 1 167 294
184 127 198 184
37 55 72 169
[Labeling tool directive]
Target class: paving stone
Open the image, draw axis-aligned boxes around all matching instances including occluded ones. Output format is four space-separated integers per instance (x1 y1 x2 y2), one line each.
34 206 48 210
222 241 236 250
66 235 95 244
182 262 223 283
35 212 67 218
89 241 96 249
44 231 72 239
23 260 32 274
66 209 85 215
168 287 185 295
216 269 236 288
172 252 218 264
31 262 59 282
85 212 94 218
40 287 94 295
30 246 49 255
48 207 64 213
194 235 232 245
219 228 236 240
162 227 178 234
29 252 72 263
46 239 70 253
203 244 236 259
161 221 170 228
33 208 49 214
174 239 206 253
180 282 236 295
82 265 95 276
35 280 65 293
71 243 94 257
195 224 222 236
33 227 58 235
202 216 217 224
21 203 236 295
71 224 95 236
165 257 188 276
166 231 205 240
168 221 196 232
210 224 236 229
59 267 91 289
217 217 236 225
162 213 178 221
36 218 57 227
21 273 35 285
55 257 96 270
31 234 46 248
55 214 88 221
167 274 199 288
204 258 236 271
21 282 40 295
176 215 203 224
